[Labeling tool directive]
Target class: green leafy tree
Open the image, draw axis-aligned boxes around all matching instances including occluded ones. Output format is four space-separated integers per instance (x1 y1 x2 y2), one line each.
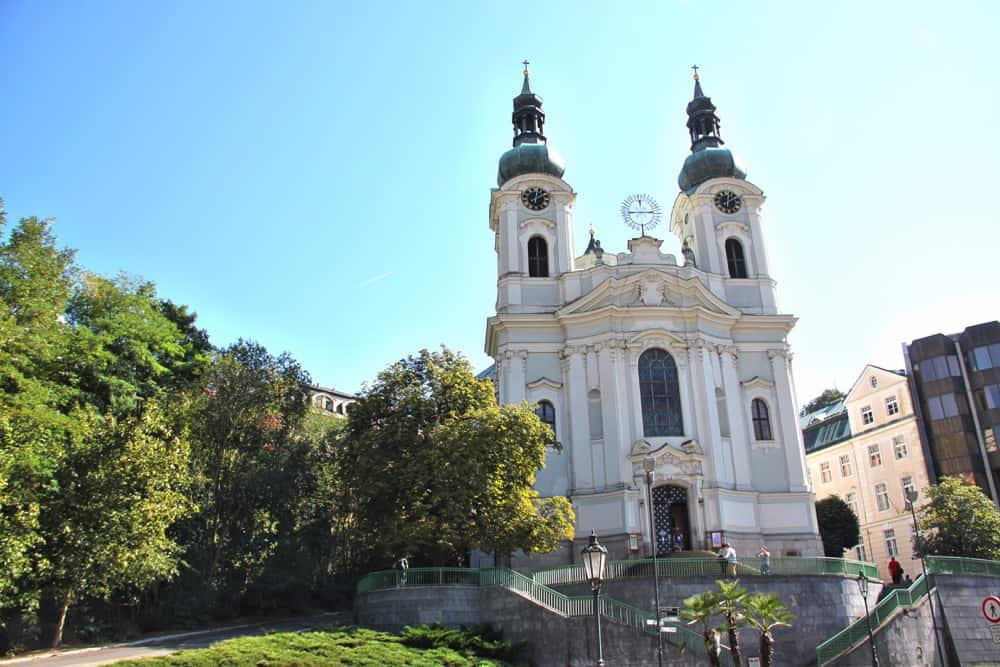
182 340 313 610
915 476 1000 560
742 592 795 667
799 388 846 417
0 212 77 612
680 588 722 667
815 496 861 558
339 347 574 573
715 579 747 667
33 403 195 647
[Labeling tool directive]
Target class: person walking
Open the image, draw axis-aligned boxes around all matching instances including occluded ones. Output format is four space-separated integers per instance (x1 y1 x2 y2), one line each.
888 556 902 585
395 556 409 586
757 545 771 576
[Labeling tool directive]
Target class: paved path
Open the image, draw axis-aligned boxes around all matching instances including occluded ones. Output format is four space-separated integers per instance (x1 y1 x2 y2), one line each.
1 612 351 667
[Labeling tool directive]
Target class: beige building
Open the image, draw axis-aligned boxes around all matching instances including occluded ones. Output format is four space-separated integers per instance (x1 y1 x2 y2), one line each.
803 365 930 582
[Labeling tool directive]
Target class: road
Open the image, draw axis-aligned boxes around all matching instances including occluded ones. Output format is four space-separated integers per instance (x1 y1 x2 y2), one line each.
1 612 350 667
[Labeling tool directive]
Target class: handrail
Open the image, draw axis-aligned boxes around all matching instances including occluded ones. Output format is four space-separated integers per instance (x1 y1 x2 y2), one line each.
357 566 733 663
531 556 878 585
926 555 1000 576
815 574 930 665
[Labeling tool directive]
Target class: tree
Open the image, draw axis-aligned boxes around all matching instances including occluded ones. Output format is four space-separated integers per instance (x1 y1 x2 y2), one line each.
182 340 314 611
715 579 747 667
0 212 77 612
32 403 194 647
680 588 722 667
799 388 846 417
815 496 861 558
338 347 574 573
742 592 795 667
915 476 1000 560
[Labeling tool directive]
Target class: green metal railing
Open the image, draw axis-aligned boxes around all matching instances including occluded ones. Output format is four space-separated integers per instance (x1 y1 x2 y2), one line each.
357 566 733 663
532 556 878 585
815 556 1000 665
926 555 1000 576
815 574 930 665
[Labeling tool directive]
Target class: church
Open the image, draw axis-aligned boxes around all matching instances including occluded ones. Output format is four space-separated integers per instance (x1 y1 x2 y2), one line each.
483 66 822 566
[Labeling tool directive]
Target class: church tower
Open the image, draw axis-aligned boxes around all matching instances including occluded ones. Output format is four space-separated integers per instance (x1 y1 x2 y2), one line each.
484 67 821 569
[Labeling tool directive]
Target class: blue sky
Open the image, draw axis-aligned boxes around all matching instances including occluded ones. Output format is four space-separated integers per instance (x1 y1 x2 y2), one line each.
2 1 998 404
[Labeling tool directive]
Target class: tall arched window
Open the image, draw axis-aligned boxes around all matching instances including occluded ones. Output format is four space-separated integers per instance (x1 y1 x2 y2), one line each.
535 400 556 441
725 238 748 278
638 349 683 436
528 236 549 277
751 398 773 440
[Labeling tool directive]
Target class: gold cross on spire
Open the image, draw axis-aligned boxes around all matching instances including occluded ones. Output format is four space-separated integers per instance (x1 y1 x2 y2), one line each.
522 59 530 76
691 64 700 80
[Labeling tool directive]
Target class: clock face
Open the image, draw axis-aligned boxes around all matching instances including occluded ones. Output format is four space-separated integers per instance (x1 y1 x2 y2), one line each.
714 190 742 214
521 187 550 211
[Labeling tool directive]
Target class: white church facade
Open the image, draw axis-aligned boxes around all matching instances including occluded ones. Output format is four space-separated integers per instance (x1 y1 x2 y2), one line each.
483 67 822 565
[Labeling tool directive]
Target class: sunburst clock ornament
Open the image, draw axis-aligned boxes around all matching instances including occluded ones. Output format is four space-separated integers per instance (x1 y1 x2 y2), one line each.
621 194 662 237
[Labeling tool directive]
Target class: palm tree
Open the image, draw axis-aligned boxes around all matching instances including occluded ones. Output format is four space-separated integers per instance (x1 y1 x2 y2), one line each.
742 592 795 667
716 579 748 667
680 589 723 667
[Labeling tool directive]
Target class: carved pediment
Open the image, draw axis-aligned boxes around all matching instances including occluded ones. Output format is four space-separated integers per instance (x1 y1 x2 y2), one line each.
629 439 704 479
558 269 740 319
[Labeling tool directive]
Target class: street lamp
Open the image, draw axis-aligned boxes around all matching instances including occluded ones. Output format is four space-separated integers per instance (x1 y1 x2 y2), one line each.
643 456 664 667
582 530 608 667
856 571 880 666
905 488 944 667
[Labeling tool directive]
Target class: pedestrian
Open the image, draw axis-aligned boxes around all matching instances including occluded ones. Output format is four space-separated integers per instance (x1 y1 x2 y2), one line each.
719 543 737 578
888 556 902 585
757 545 771 576
395 556 409 586
904 573 913 585
674 529 684 552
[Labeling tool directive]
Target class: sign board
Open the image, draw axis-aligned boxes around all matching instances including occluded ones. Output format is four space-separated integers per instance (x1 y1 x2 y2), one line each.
710 531 724 549
991 625 1000 645
628 534 640 553
982 595 1000 624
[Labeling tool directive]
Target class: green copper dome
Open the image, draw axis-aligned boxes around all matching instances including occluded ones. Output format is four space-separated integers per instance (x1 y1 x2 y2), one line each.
497 143 566 186
677 146 747 192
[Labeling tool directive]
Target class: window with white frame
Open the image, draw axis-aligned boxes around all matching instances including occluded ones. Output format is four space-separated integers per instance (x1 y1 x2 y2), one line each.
868 443 882 467
845 491 858 517
893 435 908 459
886 395 899 416
861 405 874 425
820 462 832 483
884 528 898 557
870 375 878 389
901 476 915 500
875 482 890 511
840 454 852 477
855 542 867 562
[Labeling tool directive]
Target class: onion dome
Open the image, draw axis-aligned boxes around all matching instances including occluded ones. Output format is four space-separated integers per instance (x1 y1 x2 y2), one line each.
677 68 747 192
497 62 566 186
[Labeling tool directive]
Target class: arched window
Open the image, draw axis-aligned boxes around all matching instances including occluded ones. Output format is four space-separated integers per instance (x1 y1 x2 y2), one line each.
527 236 549 277
751 398 773 440
725 238 748 278
535 400 556 441
324 398 334 413
638 349 683 436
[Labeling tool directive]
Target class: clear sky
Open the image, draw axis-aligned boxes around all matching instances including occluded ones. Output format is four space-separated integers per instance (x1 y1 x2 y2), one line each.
2 1 998 406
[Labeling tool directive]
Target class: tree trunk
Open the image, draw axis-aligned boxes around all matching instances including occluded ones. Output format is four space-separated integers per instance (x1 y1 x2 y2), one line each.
727 611 742 667
704 628 722 667
760 630 774 667
40 587 73 648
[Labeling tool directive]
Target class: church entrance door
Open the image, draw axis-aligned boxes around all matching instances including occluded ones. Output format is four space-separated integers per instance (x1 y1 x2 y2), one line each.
652 485 690 555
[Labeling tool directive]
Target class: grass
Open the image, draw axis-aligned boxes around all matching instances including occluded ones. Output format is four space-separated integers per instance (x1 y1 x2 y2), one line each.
112 625 523 666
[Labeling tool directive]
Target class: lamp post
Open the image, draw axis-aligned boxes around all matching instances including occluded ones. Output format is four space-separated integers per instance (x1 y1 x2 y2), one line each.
905 488 945 667
643 456 665 667
582 530 608 667
857 571 880 666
